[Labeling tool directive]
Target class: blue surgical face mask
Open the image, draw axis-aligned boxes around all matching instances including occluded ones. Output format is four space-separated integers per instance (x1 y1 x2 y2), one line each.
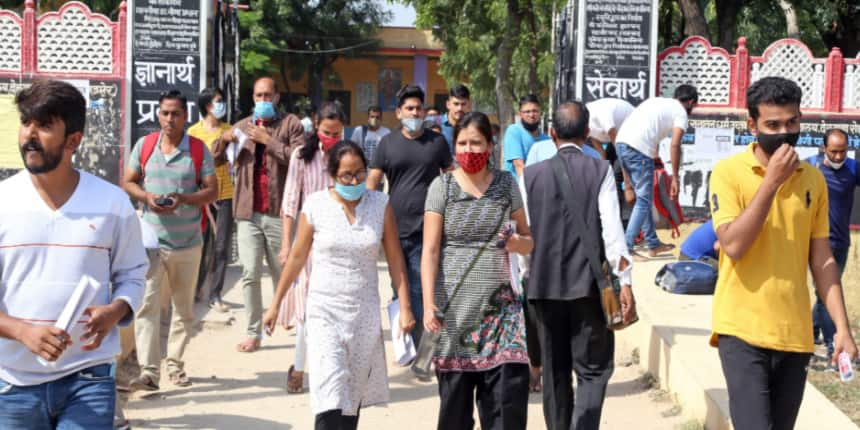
335 181 366 201
253 101 275 120
401 117 424 134
212 102 227 119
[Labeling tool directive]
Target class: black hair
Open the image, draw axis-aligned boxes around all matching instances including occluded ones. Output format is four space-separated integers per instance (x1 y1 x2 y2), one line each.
746 77 802 120
159 89 188 112
553 101 590 140
326 140 367 178
197 87 223 117
368 105 382 114
824 128 849 147
453 111 493 145
397 85 425 108
519 94 541 109
16 79 86 136
299 101 346 162
673 84 699 103
449 84 470 100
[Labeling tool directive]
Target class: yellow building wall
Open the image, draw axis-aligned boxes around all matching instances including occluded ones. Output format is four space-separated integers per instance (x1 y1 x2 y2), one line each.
276 54 449 130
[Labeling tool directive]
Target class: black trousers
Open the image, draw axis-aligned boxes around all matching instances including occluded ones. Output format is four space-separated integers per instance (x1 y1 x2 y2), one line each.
436 363 529 430
533 298 614 430
315 408 359 430
522 277 542 367
718 335 811 430
196 199 234 301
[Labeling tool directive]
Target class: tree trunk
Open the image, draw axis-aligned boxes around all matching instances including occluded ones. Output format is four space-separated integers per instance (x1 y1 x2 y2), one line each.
308 60 323 109
497 0 522 154
678 0 709 39
715 0 743 50
659 0 675 49
524 1 540 96
778 0 800 40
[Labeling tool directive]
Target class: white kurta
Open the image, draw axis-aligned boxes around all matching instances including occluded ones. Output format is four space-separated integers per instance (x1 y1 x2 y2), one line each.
302 189 389 416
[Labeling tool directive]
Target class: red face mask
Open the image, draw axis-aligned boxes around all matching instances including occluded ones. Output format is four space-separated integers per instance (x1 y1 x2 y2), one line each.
318 132 340 152
456 150 490 174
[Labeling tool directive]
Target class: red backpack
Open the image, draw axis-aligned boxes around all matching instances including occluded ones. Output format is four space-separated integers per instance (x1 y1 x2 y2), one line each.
653 158 684 238
139 132 208 231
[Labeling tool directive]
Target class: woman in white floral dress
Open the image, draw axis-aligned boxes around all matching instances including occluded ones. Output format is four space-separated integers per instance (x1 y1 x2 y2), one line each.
264 140 415 429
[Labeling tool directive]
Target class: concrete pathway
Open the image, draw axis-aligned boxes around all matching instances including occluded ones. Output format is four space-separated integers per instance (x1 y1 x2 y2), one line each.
125 263 691 429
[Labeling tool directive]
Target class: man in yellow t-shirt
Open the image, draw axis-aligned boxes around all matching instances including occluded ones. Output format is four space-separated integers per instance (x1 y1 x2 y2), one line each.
708 77 857 430
187 87 233 313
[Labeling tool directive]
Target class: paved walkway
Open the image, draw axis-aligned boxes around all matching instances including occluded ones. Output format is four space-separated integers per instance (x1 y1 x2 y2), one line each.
125 263 691 429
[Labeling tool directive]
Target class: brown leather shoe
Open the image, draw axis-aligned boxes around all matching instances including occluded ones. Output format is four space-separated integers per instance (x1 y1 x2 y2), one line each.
647 243 676 257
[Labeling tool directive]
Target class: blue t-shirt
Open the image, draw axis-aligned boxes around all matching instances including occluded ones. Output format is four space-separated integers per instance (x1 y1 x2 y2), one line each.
441 119 455 155
502 123 548 176
525 139 602 167
806 155 860 250
680 220 718 260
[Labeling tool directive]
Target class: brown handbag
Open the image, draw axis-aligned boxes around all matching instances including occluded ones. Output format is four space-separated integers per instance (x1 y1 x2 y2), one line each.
549 153 637 330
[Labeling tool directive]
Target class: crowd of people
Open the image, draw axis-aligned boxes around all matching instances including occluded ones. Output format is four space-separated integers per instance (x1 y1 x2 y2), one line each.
0 75 856 430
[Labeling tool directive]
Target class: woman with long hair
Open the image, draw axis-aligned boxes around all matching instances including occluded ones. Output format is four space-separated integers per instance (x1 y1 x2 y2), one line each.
422 112 534 429
263 141 414 429
276 101 346 392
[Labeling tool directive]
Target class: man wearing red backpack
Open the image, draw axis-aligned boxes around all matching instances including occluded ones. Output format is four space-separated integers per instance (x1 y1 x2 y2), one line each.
122 90 218 391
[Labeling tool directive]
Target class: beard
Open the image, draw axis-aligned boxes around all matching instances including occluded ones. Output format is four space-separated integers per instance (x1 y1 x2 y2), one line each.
20 140 63 174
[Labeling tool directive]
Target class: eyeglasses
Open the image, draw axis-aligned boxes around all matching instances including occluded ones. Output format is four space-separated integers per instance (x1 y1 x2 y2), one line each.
337 170 368 184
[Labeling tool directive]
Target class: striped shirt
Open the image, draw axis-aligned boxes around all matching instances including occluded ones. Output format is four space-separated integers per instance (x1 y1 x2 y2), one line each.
278 147 332 326
129 133 215 250
0 171 148 386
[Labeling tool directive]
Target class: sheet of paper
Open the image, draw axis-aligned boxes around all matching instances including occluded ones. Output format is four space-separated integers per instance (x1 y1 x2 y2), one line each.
227 127 247 166
387 299 416 366
38 276 100 366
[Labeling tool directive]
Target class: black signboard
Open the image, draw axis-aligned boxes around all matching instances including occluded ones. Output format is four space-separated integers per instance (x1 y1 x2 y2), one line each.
576 0 656 106
131 0 203 146
0 79 123 184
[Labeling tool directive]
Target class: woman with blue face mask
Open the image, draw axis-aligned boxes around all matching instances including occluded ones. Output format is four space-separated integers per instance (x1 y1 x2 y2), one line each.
275 101 347 394
263 140 413 429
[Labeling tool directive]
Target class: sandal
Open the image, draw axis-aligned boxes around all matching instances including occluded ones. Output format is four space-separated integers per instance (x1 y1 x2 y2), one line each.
529 366 543 393
169 370 192 387
129 374 159 392
287 365 304 394
236 337 260 353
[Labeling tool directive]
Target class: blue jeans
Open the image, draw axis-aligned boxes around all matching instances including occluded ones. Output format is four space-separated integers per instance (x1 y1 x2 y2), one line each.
812 246 849 356
0 364 115 429
397 235 424 344
617 143 659 250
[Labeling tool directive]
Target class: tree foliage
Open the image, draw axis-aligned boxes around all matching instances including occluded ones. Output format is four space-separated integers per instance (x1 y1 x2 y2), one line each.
663 0 860 57
405 0 557 124
238 0 389 109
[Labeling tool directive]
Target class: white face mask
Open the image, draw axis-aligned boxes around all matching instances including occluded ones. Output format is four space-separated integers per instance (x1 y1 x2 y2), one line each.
828 157 845 170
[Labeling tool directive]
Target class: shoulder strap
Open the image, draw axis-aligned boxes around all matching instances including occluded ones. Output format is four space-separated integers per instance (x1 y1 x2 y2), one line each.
139 132 160 180
440 173 510 315
549 154 608 289
188 136 204 185
360 125 368 146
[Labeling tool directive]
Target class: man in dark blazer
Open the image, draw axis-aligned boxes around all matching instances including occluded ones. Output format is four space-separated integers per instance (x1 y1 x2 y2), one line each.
523 101 636 430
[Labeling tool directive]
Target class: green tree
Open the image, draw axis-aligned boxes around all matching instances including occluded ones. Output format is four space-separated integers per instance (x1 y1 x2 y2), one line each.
404 0 556 126
238 0 389 110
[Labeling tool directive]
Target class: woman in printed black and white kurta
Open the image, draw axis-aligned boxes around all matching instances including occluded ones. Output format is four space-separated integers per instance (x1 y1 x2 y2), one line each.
264 141 415 429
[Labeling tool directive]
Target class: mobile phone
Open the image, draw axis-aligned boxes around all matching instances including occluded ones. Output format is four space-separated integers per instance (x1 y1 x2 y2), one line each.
154 196 175 207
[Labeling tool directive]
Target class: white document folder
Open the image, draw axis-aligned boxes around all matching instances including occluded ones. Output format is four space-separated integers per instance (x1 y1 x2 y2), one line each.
387 299 416 366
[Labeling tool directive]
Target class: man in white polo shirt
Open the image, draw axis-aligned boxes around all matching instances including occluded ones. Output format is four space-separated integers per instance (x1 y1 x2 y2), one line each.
584 97 634 158
0 80 148 429
616 85 697 258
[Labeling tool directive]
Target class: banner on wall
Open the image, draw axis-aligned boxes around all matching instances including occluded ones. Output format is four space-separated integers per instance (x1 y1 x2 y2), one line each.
0 79 123 183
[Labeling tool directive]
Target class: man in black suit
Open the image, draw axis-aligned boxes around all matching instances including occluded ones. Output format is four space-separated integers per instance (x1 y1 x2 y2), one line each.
523 101 636 430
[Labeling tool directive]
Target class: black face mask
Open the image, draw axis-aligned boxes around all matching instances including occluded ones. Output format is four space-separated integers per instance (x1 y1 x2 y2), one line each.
522 120 540 132
756 132 799 155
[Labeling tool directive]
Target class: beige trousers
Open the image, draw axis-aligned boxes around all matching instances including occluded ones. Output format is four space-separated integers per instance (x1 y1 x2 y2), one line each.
134 245 202 382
